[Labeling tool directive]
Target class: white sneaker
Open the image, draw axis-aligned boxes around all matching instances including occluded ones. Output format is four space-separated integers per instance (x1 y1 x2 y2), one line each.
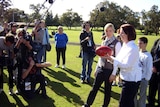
0 89 3 94
55 64 59 68
62 65 65 69
9 88 14 95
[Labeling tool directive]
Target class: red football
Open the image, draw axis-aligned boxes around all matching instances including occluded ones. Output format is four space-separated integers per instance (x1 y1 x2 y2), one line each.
95 46 113 56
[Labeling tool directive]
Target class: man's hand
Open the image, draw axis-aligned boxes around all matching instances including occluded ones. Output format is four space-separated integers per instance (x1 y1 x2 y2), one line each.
18 36 24 44
85 36 90 40
44 62 52 67
24 40 30 46
35 62 52 68
29 60 35 67
152 67 157 73
109 74 116 83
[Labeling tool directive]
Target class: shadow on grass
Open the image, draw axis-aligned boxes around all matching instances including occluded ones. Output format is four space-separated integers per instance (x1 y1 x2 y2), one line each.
11 91 55 107
45 77 84 106
0 92 16 107
43 67 80 87
43 67 84 106
12 94 25 107
99 86 120 101
62 67 95 86
111 90 120 101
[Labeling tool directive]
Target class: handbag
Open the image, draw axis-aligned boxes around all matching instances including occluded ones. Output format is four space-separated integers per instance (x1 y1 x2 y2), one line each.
46 43 51 51
45 29 51 51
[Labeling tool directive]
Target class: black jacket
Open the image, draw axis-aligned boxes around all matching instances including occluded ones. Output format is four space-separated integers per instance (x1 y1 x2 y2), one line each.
79 30 95 53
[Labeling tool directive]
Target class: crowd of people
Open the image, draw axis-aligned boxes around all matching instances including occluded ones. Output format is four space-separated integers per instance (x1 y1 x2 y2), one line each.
0 20 160 107
0 20 52 99
81 22 159 107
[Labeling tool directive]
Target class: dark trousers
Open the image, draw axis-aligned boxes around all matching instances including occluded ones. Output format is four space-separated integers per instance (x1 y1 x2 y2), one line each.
56 47 66 65
16 59 23 91
148 73 160 106
86 67 112 107
0 57 13 89
119 80 140 107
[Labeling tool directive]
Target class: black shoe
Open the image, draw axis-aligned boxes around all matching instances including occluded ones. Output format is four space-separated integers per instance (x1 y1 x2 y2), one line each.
86 79 91 84
146 103 155 107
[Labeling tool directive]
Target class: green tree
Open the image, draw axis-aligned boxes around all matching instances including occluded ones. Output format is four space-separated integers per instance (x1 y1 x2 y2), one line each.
147 5 160 35
60 9 82 29
4 8 27 22
140 5 160 35
45 12 54 26
89 0 140 30
0 0 12 23
52 14 60 26
29 4 42 21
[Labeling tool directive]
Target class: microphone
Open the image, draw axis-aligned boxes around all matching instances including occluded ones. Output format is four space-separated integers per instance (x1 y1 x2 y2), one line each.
100 7 105 12
48 0 54 4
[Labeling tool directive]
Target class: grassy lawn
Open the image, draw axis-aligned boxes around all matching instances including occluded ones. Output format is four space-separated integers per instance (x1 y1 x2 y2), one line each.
0 28 159 107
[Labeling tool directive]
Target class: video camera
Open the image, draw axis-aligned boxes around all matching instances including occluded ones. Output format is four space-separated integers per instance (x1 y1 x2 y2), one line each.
21 29 30 41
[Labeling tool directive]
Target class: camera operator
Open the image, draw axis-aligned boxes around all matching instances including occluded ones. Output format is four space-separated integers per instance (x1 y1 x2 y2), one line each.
0 34 15 95
32 20 45 63
19 53 52 99
14 28 33 94
41 20 51 62
9 22 18 36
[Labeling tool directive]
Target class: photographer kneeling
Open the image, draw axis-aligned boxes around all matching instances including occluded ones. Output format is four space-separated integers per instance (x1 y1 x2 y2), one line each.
19 53 52 99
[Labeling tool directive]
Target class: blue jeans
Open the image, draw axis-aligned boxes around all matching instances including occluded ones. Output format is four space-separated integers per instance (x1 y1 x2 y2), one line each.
36 45 45 63
81 51 94 81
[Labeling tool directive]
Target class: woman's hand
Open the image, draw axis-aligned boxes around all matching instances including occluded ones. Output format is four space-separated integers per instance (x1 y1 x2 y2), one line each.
101 54 113 62
109 74 116 83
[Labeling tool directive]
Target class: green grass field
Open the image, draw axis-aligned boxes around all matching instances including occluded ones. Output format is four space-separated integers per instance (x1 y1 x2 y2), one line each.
0 28 159 107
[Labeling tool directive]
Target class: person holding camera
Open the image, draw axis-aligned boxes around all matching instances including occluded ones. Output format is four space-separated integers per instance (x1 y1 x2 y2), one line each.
80 21 96 84
14 28 33 94
0 34 15 95
9 22 18 36
19 54 52 99
40 20 51 62
32 20 45 63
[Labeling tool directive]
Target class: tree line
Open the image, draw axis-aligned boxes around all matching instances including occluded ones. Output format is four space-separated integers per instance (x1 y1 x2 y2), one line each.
0 0 160 35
